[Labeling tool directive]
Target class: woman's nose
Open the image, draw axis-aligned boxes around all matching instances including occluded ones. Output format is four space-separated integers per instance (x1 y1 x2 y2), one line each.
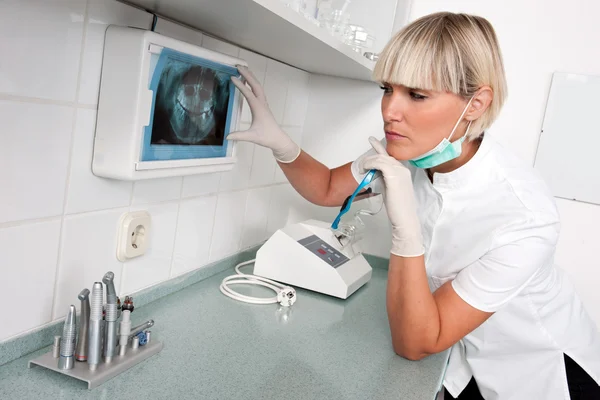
382 94 404 123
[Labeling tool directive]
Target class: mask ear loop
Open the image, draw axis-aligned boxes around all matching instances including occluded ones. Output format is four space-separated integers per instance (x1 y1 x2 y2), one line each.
462 120 473 141
447 96 475 142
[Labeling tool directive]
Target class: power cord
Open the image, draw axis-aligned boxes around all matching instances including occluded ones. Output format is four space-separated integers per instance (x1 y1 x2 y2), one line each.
219 259 297 307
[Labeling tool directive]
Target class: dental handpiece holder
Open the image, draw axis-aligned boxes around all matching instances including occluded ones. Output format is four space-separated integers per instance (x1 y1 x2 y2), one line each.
29 315 162 390
253 219 372 299
28 272 163 390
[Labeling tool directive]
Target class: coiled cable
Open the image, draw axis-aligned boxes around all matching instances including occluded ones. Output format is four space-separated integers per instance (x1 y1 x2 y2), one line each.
219 259 296 307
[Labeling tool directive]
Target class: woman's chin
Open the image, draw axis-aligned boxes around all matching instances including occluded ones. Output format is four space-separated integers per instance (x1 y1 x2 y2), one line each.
386 144 417 161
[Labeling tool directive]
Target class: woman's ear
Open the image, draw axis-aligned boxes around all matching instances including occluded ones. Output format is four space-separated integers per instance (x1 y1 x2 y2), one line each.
467 86 493 121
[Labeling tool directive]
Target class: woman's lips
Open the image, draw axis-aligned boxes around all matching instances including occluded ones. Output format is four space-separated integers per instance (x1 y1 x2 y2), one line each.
385 131 407 140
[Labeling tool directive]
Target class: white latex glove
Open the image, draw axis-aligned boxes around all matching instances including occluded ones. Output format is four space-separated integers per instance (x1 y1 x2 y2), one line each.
360 137 425 257
228 66 301 163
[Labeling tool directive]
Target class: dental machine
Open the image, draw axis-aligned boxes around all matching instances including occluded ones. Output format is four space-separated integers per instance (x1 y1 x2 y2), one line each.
220 170 382 304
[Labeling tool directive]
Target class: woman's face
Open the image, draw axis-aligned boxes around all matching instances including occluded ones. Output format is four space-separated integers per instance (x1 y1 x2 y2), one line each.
380 83 472 161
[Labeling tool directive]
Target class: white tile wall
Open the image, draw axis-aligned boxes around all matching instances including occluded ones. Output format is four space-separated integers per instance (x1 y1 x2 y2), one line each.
0 220 62 340
78 0 151 105
219 123 254 191
209 191 249 262
65 109 132 214
266 184 296 236
0 101 74 224
241 187 272 248
53 208 126 319
0 0 311 343
239 49 269 124
283 69 310 127
171 196 218 277
249 145 277 188
0 0 85 102
302 74 383 168
263 60 292 124
182 173 221 198
132 178 183 205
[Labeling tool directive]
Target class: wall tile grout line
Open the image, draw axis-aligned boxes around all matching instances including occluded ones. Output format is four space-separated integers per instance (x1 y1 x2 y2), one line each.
0 182 291 231
272 62 293 182
206 192 223 264
0 215 64 230
49 0 92 321
0 93 76 108
0 93 110 111
246 61 271 183
166 172 187 280
234 189 251 256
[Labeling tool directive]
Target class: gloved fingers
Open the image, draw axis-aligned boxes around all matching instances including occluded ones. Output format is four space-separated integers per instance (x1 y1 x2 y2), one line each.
362 155 412 183
226 129 260 143
368 136 388 155
231 76 258 104
236 66 266 101
361 154 397 172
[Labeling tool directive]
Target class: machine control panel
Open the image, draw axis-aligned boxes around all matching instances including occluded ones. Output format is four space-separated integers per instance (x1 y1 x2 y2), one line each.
297 235 349 268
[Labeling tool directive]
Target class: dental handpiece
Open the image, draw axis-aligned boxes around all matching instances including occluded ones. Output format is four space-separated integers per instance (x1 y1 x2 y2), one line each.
52 336 61 358
88 282 103 371
128 320 154 339
102 272 118 363
119 310 132 356
58 305 76 370
75 288 90 361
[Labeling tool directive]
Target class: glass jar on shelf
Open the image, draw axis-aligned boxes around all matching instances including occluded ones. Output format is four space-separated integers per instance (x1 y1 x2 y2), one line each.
316 0 353 40
343 24 376 53
318 9 350 39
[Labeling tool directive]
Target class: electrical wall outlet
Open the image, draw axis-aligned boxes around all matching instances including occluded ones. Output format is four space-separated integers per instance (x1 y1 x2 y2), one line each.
116 211 151 262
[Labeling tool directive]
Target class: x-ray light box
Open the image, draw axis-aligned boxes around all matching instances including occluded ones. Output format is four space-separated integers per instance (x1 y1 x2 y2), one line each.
92 25 248 180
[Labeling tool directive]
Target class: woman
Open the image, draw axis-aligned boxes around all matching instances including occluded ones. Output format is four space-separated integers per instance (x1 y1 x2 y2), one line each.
228 12 600 400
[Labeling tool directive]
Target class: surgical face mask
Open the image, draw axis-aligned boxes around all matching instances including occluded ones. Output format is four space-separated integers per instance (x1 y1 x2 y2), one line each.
409 97 474 169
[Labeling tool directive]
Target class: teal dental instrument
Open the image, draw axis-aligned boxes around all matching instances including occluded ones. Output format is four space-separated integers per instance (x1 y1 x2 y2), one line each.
331 169 378 230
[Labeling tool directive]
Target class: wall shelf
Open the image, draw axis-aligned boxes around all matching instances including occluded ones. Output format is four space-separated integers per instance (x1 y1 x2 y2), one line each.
121 0 376 81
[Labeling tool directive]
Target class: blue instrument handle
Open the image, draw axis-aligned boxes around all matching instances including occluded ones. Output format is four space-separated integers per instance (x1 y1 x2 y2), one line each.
331 169 377 230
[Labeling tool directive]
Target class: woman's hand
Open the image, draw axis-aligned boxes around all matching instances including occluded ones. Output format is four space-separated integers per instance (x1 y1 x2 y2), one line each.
360 137 424 257
228 66 301 163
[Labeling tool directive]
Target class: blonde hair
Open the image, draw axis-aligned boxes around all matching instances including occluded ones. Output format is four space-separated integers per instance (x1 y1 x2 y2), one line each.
373 12 507 139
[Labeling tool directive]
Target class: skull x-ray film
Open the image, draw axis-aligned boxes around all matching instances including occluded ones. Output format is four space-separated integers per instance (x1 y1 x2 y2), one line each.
141 48 240 161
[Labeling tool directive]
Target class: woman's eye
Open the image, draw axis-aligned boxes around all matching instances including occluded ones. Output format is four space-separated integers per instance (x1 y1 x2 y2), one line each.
379 85 392 94
409 91 427 100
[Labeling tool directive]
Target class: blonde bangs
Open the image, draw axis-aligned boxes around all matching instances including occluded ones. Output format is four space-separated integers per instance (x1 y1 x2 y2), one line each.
373 16 467 95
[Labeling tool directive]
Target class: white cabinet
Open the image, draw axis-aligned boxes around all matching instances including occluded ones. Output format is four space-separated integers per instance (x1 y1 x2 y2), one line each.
120 0 412 81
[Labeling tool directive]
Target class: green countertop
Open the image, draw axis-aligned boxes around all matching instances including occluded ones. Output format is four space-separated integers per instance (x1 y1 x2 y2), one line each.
0 264 449 400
